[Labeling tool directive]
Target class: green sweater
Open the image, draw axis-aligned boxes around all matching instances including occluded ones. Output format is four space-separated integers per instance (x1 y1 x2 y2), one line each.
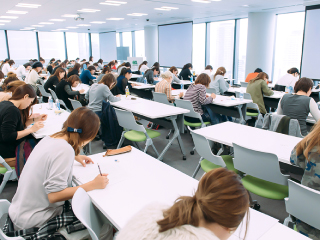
246 79 274 114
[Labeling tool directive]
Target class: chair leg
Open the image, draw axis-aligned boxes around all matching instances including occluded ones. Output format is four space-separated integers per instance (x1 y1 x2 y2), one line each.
132 142 142 151
192 158 203 179
284 215 293 227
166 129 173 139
0 171 12 194
216 144 224 156
151 143 160 158
117 133 125 149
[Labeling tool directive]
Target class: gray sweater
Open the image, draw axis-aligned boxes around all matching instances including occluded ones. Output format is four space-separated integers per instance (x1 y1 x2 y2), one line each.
210 75 229 95
85 83 120 112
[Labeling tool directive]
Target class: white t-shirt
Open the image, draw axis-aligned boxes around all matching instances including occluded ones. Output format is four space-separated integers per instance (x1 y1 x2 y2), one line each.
15 65 27 81
25 69 39 86
139 65 149 74
2 63 15 76
201 70 214 82
9 137 75 230
276 74 299 88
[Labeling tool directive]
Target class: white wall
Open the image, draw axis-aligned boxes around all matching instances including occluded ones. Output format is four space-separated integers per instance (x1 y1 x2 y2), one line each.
144 26 158 66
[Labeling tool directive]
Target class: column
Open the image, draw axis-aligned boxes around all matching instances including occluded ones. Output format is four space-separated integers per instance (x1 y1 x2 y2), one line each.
144 26 158 64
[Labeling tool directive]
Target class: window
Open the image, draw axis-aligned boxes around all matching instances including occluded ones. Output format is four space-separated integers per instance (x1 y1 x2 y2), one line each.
209 20 235 79
135 30 145 57
38 32 65 63
122 31 132 57
116 32 120 47
236 18 248 82
91 33 100 60
0 31 7 60
66 32 90 61
7 30 38 66
192 23 206 74
273 12 305 82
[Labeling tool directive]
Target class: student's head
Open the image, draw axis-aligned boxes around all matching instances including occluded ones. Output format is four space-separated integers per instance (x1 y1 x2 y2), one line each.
108 61 115 69
8 60 15 66
39 57 45 64
67 75 81 87
120 68 132 79
152 67 160 76
51 67 66 81
32 61 43 73
169 66 178 75
59 62 66 69
254 68 263 73
5 80 26 93
114 60 118 65
2 75 19 90
250 72 269 83
160 71 173 83
205 65 213 71
87 65 96 75
0 71 4 79
70 63 81 73
53 61 59 67
7 72 17 79
117 62 126 70
97 59 103 64
81 59 86 63
89 56 93 62
70 60 75 65
214 67 226 79
157 168 249 238
4 58 9 63
23 63 31 71
50 58 55 63
294 77 313 96
52 107 100 155
99 73 117 89
138 61 148 70
93 63 99 70
102 66 111 74
153 62 160 68
195 73 211 88
125 62 131 68
182 63 192 70
76 58 80 61
57 59 61 64
287 67 300 77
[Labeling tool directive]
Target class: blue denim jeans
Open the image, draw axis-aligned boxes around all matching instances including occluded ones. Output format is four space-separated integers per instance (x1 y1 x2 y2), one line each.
202 105 221 125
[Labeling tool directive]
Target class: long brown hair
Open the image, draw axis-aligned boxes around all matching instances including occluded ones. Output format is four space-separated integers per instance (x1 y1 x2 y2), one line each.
157 168 249 235
9 84 37 126
5 80 26 93
49 67 66 81
2 75 19 90
169 66 177 73
138 61 148 70
69 63 80 73
67 75 81 85
99 73 116 89
195 73 211 88
296 121 320 160
102 66 111 74
213 67 226 80
249 72 268 83
51 107 100 155
117 62 126 70
107 61 115 69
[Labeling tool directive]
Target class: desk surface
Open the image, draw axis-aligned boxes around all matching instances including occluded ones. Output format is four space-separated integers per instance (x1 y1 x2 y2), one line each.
128 81 155 89
31 103 70 139
72 83 90 94
111 96 189 119
131 74 143 78
193 122 301 164
228 87 285 99
258 223 311 239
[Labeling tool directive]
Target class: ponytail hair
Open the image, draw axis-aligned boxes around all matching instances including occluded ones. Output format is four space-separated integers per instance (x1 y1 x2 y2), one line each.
249 72 269 83
138 61 148 70
213 67 226 80
51 107 100 155
157 168 249 234
287 67 300 75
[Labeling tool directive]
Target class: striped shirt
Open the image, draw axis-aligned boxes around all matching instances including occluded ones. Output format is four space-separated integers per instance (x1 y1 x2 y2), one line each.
184 84 213 115
155 80 174 102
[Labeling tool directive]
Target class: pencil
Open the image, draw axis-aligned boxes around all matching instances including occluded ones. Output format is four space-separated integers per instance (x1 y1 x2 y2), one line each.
97 164 102 176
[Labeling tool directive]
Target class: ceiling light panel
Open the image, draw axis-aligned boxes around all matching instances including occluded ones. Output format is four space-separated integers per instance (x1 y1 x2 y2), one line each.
191 0 211 3
100 3 121 6
77 24 91 26
77 9 100 13
127 13 148 16
31 25 44 27
66 26 79 28
0 20 11 23
106 18 124 20
62 14 79 18
49 19 66 22
90 21 106 24
7 10 28 14
0 16 19 19
154 8 171 11
16 3 41 8
39 22 54 24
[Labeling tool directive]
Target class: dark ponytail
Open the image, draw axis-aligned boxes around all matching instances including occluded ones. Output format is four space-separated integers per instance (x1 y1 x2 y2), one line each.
138 61 148 70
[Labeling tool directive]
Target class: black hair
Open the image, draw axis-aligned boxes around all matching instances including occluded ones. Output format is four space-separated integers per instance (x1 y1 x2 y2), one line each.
254 68 263 73
125 62 131 68
182 63 193 70
23 63 31 68
288 67 300 75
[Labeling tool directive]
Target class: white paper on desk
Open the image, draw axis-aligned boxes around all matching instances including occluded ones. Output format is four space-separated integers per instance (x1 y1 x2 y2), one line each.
232 208 279 240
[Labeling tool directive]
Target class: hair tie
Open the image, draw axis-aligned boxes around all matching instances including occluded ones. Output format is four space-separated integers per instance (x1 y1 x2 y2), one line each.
67 127 82 133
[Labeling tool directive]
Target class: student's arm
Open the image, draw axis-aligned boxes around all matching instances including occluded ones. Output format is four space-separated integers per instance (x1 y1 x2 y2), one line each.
104 86 121 102
166 85 175 101
309 98 320 122
87 71 96 80
261 81 274 96
64 85 80 96
199 88 213 105
172 75 181 84
219 77 229 94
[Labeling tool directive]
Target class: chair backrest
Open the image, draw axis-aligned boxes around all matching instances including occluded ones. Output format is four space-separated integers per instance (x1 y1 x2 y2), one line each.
206 88 216 94
37 84 51 98
232 143 289 186
114 108 146 133
48 88 58 102
68 98 82 110
152 92 172 105
285 180 320 230
174 99 202 120
190 128 226 167
39 79 45 85
240 82 248 88
235 91 252 100
274 84 286 92
72 188 103 240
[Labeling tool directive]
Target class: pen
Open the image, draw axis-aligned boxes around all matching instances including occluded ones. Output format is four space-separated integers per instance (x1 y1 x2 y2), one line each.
97 164 102 176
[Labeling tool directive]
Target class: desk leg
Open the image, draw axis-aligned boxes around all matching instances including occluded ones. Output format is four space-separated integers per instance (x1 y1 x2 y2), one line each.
158 116 187 161
236 104 246 125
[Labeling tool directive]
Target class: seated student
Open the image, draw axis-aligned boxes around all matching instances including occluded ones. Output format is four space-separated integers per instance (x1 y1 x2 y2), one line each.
113 68 138 95
52 62 66 75
67 62 80 78
116 168 249 240
107 61 115 70
0 80 26 102
275 67 300 88
152 62 160 69
93 62 99 72
155 71 183 102
56 75 85 110
2 60 15 76
79 65 96 85
202 65 214 81
2 72 19 91
46 59 55 75
210 67 230 95
112 60 118 70
97 59 104 70
144 67 160 84
277 77 320 136
245 68 263 83
0 84 46 167
116 62 126 74
66 60 76 69
139 61 149 74
86 73 121 118
44 67 66 102
0 58 9 72
96 66 111 82
16 63 31 81
246 72 274 115
89 56 94 65
48 61 58 75
184 73 224 125
8 107 111 239
25 61 43 87
169 66 181 84
117 62 131 75
179 63 193 80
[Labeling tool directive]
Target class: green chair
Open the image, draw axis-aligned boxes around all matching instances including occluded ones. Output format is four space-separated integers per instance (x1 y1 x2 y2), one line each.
115 108 160 157
0 156 17 194
190 128 237 178
233 143 290 210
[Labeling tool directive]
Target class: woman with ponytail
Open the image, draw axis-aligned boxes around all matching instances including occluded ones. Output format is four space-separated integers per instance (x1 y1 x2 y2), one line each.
210 67 230 95
0 80 26 102
116 168 250 240
8 107 111 239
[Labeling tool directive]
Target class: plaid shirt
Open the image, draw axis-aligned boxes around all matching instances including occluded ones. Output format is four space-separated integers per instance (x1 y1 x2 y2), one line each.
155 80 174 101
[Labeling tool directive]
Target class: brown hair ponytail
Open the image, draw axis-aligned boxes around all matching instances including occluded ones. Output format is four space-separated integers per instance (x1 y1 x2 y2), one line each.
249 72 269 83
213 67 226 80
157 168 249 234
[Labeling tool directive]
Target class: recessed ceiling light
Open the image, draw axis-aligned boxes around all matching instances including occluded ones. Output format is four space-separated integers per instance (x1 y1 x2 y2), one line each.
61 14 79 18
49 19 66 22
106 0 127 3
191 0 211 3
106 18 124 20
39 22 54 24
127 13 148 16
100 2 121 6
242 5 249 7
66 26 79 29
56 29 68 30
162 6 179 10
16 3 41 8
77 9 100 13
0 20 11 23
0 16 19 19
90 21 106 24
154 8 171 11
31 25 44 27
6 10 28 14
77 24 91 26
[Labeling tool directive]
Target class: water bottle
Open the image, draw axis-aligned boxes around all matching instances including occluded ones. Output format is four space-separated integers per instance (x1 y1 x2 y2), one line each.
288 86 293 94
55 99 60 110
190 75 193 83
125 86 130 98
285 85 289 93
48 96 53 109
181 84 184 90
144 77 147 85
239 92 244 101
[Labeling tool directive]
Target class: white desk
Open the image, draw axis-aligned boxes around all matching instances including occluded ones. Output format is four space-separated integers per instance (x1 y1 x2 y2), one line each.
193 122 301 164
72 83 90 94
128 81 155 89
258 223 311 239
227 87 285 99
131 74 143 79
31 103 70 139
111 96 189 160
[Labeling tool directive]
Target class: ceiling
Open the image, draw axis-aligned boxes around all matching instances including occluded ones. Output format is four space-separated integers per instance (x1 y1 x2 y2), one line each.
0 0 314 33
